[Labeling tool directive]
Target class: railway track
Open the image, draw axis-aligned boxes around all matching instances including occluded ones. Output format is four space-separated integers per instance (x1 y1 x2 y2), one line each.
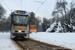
13 38 71 50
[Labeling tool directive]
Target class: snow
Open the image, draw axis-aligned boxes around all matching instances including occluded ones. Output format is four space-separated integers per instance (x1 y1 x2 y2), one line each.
46 21 63 32
73 26 75 30
30 32 75 50
0 32 18 50
55 21 63 32
68 25 75 30
46 21 57 32
0 31 75 50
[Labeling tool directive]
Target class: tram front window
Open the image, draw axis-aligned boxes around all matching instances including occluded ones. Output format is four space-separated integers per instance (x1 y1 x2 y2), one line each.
13 15 28 26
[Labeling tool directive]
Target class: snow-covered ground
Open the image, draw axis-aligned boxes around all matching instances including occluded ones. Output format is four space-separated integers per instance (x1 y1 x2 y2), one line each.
0 32 75 50
30 32 75 50
0 32 18 50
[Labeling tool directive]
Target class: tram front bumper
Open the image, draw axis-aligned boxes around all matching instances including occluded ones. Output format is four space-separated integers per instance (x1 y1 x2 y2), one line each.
11 33 28 36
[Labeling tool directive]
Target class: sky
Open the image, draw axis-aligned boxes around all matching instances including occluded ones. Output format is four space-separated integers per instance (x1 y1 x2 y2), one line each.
0 0 72 19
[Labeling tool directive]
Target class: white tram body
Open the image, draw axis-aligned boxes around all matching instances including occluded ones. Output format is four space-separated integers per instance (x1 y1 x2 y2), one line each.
10 10 30 39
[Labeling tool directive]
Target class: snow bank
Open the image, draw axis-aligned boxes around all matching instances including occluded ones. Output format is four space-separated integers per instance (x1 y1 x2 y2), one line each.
0 32 18 50
30 32 75 50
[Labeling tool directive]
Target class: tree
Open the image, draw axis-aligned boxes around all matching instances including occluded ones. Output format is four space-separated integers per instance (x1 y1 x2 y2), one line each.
52 0 69 32
30 12 36 25
55 0 68 23
0 5 6 18
69 0 75 31
0 4 7 32
30 12 42 32
42 18 50 31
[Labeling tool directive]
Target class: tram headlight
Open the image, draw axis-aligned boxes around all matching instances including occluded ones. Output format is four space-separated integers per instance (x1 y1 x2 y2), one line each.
18 30 21 33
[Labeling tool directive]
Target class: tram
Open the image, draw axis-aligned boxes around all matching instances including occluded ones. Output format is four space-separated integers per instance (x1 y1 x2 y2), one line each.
10 10 30 39
30 25 37 33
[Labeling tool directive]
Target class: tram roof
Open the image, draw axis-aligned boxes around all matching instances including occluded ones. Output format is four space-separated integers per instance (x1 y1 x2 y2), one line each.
11 10 30 16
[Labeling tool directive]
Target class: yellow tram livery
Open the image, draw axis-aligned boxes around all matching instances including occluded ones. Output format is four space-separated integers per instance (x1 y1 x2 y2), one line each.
30 25 37 33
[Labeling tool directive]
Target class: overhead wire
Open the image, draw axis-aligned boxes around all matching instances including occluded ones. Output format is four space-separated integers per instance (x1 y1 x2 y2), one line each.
1 0 46 12
36 4 43 13
1 0 11 11
36 0 47 13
